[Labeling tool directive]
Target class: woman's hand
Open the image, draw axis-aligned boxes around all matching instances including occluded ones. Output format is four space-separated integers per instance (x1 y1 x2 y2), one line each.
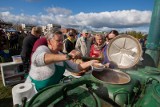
90 60 100 65
104 63 110 68
104 61 117 68
68 49 81 59
78 60 100 71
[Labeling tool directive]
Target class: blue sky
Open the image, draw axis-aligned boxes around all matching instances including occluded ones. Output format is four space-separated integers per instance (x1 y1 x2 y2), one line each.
0 0 155 33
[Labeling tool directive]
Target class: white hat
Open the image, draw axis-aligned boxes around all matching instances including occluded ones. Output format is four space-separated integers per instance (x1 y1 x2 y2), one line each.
82 29 89 33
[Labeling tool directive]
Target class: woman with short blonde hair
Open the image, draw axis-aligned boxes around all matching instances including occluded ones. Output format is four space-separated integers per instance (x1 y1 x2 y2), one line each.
90 33 106 58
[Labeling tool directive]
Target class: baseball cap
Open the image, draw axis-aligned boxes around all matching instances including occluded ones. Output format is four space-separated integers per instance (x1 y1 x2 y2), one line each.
82 29 89 33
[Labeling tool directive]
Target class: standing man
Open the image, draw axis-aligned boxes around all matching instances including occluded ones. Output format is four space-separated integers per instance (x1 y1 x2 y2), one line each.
20 26 42 74
75 29 91 57
63 28 77 53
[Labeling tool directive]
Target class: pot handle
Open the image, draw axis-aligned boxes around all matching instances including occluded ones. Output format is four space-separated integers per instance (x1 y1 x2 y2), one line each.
113 89 130 105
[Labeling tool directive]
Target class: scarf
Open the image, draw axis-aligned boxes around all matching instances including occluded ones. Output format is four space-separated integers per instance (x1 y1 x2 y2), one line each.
67 36 75 43
94 43 106 50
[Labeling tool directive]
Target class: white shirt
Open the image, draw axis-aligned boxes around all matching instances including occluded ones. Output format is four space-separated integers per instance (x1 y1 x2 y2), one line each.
28 45 80 81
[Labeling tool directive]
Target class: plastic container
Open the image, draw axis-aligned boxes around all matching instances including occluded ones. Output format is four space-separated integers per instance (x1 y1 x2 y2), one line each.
12 55 22 63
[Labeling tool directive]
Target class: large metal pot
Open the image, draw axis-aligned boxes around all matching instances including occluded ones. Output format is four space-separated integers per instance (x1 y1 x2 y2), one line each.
89 68 140 106
91 34 143 85
89 35 142 106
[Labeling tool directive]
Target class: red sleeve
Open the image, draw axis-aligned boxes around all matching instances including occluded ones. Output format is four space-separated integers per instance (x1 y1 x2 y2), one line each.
30 37 47 63
32 37 47 53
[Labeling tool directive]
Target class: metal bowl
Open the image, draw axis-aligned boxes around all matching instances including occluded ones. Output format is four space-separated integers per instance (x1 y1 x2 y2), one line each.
91 63 105 71
107 34 142 69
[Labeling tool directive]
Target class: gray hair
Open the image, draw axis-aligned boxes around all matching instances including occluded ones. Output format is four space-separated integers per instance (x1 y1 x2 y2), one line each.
45 28 62 40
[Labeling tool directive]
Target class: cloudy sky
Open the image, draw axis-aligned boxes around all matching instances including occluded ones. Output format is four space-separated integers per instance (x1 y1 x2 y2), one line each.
0 0 154 33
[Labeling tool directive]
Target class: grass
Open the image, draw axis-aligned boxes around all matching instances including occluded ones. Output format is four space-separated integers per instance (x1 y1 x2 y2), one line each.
0 49 21 107
0 75 13 107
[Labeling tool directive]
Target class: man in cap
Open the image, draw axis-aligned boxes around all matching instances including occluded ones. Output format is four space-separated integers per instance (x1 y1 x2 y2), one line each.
75 29 92 57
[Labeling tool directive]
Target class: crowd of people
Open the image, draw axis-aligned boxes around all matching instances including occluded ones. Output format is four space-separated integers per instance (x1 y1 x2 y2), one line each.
0 28 28 50
20 26 119 91
0 25 146 91
0 28 29 62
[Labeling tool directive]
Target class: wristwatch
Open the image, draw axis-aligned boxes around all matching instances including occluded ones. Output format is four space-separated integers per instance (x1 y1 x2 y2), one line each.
66 54 72 60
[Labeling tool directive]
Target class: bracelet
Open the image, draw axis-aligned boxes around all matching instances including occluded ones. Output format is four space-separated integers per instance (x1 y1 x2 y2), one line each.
66 54 72 60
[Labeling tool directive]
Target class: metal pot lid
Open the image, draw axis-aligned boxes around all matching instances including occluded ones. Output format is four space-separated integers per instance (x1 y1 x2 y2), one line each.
92 68 131 84
107 34 142 69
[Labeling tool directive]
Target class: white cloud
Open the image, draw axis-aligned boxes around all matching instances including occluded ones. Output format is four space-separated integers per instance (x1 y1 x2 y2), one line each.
45 7 72 15
74 10 151 28
0 8 152 32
